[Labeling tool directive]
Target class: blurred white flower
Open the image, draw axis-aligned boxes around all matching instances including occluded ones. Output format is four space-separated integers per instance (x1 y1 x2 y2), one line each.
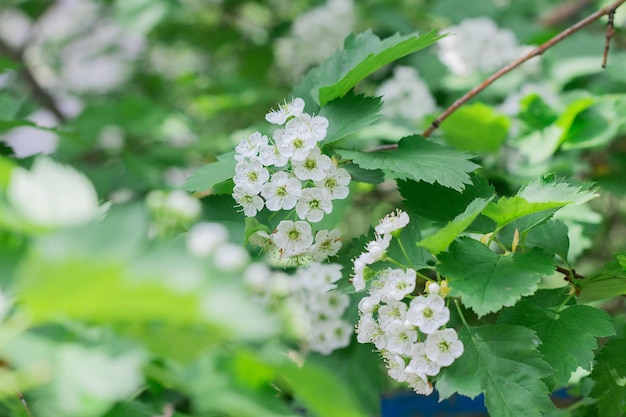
2 110 59 158
0 8 32 49
7 156 105 228
377 66 436 123
186 222 230 257
438 17 534 76
274 0 355 82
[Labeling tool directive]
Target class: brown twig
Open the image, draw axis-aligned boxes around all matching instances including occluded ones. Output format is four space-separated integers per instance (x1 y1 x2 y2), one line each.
0 37 67 124
422 0 626 138
556 265 584 281
602 9 616 68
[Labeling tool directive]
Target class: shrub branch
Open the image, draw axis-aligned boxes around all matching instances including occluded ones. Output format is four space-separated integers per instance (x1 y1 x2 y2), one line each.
421 0 626 138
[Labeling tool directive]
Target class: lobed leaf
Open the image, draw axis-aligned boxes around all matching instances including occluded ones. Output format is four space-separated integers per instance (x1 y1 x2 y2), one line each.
437 324 555 417
499 299 614 389
337 136 480 192
183 151 237 193
437 237 555 317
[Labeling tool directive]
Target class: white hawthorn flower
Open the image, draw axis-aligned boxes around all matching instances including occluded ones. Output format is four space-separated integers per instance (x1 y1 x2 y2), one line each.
274 126 317 161
405 371 433 395
309 320 352 355
382 350 407 382
425 328 464 367
383 268 417 301
285 113 329 143
384 320 417 356
163 190 202 221
361 233 391 264
406 342 441 376
265 97 305 125
357 295 379 314
438 17 529 76
406 294 450 334
258 142 289 167
213 243 250 271
311 228 342 262
377 66 436 123
356 313 384 346
295 187 332 223
261 171 302 211
233 157 270 193
233 184 264 216
375 209 410 236
7 156 105 228
271 220 314 257
351 255 367 291
315 165 350 200
377 298 408 328
291 147 332 181
186 222 230 257
235 131 268 161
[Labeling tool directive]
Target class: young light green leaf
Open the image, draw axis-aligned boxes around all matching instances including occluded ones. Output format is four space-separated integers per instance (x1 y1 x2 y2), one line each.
293 30 446 109
518 175 598 205
337 136 479 192
437 324 555 417
483 176 597 230
577 258 626 303
417 197 492 255
498 300 614 389
319 93 382 145
183 151 236 193
441 102 510 152
590 337 626 417
437 237 555 317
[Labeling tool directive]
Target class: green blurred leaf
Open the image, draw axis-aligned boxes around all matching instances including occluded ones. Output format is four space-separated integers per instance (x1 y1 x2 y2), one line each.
561 95 626 150
438 237 555 317
517 93 559 129
277 361 369 417
294 30 446 108
590 337 626 416
337 136 479 192
417 197 492 255
319 93 382 145
183 152 237 193
441 102 510 152
437 324 555 417
499 299 614 389
578 258 626 303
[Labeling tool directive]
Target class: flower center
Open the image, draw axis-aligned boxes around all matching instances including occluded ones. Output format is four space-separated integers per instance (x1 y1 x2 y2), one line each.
423 307 433 318
305 159 317 170
288 228 300 241
276 185 287 197
293 138 304 149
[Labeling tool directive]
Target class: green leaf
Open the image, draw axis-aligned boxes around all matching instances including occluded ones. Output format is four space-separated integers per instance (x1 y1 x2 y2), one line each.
417 197 492 255
483 176 598 229
517 93 559 129
277 361 369 417
319 93 382 145
498 300 614 389
522 219 570 261
294 30 446 108
590 337 626 416
441 102 510 152
437 324 555 417
337 136 480 192
578 258 626 303
0 93 25 121
387 214 433 270
398 174 495 233
560 95 626 150
437 237 555 317
183 152 237 193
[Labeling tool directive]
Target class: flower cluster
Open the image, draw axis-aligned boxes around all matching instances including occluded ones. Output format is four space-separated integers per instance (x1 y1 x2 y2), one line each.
352 210 463 395
244 262 352 355
376 66 436 124
273 0 355 82
438 17 536 76
234 98 350 263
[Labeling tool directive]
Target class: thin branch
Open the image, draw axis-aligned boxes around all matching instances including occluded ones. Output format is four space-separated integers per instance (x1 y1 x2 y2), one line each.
602 9 616 68
422 0 626 138
0 37 67 124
